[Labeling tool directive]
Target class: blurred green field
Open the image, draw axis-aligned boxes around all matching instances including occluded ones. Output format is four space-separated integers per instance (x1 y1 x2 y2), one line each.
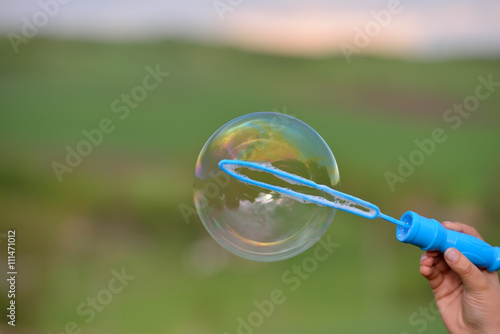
0 38 499 334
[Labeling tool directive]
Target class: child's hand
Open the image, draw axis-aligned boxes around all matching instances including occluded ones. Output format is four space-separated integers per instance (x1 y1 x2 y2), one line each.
420 222 500 334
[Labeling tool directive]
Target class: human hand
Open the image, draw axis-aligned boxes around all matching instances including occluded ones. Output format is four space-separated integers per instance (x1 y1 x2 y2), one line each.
419 222 500 334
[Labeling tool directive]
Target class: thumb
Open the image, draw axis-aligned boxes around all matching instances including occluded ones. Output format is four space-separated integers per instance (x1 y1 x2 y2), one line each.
444 248 488 292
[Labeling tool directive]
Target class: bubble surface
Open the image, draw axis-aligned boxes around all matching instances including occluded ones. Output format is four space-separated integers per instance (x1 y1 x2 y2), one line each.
193 112 340 261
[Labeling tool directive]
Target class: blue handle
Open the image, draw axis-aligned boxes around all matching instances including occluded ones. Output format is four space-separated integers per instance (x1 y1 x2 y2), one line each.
396 211 500 272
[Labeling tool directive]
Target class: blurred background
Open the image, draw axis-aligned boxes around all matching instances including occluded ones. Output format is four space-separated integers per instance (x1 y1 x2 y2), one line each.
1 0 499 333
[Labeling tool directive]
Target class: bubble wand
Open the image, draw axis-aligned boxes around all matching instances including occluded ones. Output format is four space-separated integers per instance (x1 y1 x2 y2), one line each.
219 159 500 272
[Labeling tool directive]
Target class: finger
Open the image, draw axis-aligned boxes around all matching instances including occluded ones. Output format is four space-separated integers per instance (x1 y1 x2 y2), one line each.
420 252 445 269
425 250 440 258
420 253 449 290
420 253 434 266
420 262 446 290
420 253 435 276
419 264 435 278
435 255 451 274
442 221 483 240
441 223 498 284
443 248 489 292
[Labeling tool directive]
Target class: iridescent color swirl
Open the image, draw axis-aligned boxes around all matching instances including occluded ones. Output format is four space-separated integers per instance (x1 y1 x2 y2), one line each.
193 112 340 261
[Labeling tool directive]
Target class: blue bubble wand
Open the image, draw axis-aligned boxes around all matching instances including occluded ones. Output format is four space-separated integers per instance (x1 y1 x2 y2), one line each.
219 159 500 271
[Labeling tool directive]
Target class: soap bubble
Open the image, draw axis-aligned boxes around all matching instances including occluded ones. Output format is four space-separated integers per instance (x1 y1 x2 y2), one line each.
193 112 340 261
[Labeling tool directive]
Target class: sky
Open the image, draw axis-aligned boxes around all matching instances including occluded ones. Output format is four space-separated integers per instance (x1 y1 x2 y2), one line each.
1 0 500 59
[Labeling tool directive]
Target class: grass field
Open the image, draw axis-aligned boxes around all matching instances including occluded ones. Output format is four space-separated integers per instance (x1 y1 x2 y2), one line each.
0 38 499 333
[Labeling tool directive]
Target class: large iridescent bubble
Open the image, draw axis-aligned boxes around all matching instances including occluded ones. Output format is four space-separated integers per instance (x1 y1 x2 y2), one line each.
193 112 340 261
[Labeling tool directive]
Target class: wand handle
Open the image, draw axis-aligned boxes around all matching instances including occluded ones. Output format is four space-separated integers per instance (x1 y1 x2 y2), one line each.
396 211 500 272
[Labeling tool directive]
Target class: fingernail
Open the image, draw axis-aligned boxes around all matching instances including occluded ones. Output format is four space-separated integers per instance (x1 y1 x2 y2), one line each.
420 254 428 263
445 248 459 263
